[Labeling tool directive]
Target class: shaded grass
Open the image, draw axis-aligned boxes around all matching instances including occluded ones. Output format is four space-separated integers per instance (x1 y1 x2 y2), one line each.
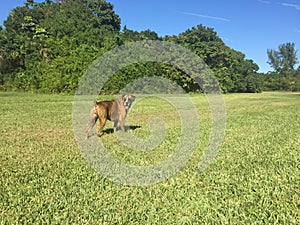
0 92 299 224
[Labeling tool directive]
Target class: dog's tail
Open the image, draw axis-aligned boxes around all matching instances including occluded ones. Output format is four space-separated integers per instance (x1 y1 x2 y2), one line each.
90 100 98 114
85 114 98 139
85 101 98 139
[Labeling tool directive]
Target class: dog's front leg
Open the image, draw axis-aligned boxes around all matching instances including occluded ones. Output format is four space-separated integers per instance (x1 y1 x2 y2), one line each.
113 121 118 133
119 119 125 132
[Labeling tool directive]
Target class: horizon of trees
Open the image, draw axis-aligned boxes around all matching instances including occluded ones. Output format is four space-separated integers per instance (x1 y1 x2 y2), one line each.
0 0 299 94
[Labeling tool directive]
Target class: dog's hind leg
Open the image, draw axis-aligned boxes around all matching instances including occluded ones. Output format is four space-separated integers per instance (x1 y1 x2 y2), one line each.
85 115 98 139
97 116 107 137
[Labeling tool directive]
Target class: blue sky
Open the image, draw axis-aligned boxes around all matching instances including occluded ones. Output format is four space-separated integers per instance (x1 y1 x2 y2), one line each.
1 0 300 72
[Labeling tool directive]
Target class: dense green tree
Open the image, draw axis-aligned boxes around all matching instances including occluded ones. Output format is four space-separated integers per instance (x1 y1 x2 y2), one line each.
164 25 259 93
0 0 121 92
82 0 121 31
120 26 160 43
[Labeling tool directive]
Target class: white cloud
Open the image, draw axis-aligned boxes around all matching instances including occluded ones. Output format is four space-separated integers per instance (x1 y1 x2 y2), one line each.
257 0 271 4
279 2 300 10
178 11 231 22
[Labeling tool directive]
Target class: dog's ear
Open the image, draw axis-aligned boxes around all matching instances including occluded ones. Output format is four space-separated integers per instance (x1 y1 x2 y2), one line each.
121 94 125 99
131 95 136 101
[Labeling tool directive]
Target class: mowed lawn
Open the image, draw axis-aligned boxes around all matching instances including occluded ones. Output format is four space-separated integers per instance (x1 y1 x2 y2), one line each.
0 92 299 224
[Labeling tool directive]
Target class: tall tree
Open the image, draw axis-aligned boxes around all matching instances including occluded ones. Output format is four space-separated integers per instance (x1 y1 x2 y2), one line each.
267 42 298 73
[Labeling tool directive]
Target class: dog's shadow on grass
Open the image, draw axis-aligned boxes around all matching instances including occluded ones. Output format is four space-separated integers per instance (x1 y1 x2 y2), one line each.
102 125 141 135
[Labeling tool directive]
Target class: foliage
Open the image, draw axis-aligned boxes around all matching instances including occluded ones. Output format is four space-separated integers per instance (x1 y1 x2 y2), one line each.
164 25 260 93
0 0 121 93
0 0 297 93
267 42 298 72
266 43 300 92
262 70 300 92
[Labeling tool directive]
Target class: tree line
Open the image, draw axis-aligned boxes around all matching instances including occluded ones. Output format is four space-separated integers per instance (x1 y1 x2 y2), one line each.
0 0 299 94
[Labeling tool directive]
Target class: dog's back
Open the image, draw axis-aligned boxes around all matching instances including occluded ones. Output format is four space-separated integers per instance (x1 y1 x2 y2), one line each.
94 100 112 117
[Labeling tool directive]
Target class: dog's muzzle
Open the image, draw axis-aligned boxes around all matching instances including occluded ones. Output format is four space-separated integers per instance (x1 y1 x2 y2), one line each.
124 98 130 110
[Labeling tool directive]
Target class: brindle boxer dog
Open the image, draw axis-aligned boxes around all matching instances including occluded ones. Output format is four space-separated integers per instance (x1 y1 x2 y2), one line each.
85 94 135 139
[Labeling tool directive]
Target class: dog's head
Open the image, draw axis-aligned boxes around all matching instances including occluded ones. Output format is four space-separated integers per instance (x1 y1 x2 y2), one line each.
122 94 135 111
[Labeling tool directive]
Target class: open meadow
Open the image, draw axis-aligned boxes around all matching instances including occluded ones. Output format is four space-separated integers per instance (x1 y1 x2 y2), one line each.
0 92 299 224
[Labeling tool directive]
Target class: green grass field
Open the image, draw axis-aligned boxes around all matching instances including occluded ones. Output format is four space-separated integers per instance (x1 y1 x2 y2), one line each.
0 92 299 224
